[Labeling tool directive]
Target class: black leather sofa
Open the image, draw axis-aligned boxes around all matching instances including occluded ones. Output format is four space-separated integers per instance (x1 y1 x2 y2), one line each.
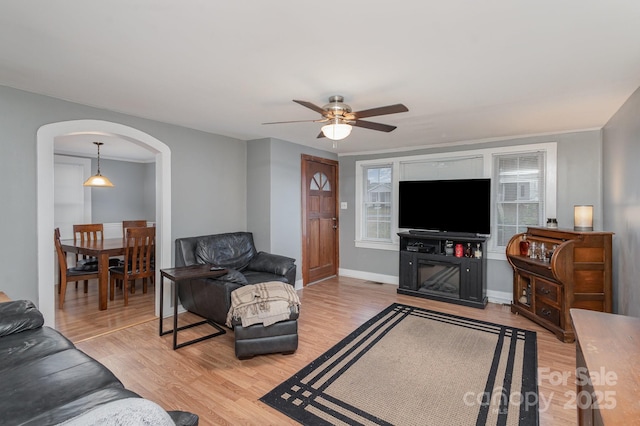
174 232 297 326
0 300 198 426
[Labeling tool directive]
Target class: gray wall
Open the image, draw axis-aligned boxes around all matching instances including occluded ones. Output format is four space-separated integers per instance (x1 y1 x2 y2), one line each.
1 81 624 310
0 85 247 303
603 85 640 317
338 130 604 297
247 137 338 282
90 158 156 223
246 139 272 253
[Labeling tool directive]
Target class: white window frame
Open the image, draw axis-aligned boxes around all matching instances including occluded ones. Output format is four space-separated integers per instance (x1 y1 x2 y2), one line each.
358 163 397 244
355 142 557 260
355 161 397 250
54 155 92 240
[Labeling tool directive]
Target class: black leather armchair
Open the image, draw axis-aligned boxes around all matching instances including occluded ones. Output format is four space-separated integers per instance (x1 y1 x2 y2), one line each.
174 232 296 326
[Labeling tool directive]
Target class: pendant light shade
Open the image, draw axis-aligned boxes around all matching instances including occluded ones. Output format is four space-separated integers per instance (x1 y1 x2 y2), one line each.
321 118 352 141
83 174 114 187
83 142 114 187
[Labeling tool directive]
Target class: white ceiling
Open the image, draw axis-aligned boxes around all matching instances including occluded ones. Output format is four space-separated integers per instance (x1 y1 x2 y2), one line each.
2 1 640 157
53 133 156 163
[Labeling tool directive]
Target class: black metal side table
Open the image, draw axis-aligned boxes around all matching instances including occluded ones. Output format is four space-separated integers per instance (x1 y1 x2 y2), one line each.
159 264 228 349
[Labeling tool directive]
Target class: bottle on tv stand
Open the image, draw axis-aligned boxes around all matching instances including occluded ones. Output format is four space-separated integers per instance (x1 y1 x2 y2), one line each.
444 240 454 256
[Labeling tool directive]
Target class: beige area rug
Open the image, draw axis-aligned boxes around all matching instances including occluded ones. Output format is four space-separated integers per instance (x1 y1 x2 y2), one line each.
261 303 538 425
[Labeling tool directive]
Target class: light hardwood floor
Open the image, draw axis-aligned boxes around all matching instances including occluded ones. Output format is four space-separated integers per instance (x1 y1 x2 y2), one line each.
60 277 579 426
56 278 156 342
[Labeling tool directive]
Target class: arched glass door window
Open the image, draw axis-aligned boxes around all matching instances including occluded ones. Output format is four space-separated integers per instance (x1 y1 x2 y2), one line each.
310 172 331 191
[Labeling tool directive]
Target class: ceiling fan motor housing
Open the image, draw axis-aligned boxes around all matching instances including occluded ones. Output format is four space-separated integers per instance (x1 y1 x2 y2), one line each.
323 95 353 121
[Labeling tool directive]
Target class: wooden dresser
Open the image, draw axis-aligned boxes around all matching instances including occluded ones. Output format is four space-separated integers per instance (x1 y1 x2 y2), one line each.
571 308 640 425
506 227 613 342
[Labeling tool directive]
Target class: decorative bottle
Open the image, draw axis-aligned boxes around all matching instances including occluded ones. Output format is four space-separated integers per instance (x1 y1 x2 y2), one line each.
519 289 528 304
465 243 472 257
519 235 530 256
444 240 454 256
475 243 482 259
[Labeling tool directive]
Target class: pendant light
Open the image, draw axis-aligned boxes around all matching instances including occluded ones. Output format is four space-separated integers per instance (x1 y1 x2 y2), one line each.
321 118 352 141
83 142 114 187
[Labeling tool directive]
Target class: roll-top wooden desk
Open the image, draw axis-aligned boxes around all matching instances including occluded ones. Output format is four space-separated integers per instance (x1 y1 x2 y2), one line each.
506 227 613 342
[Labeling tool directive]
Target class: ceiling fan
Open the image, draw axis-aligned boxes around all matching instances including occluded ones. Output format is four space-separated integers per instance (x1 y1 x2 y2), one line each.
263 95 409 142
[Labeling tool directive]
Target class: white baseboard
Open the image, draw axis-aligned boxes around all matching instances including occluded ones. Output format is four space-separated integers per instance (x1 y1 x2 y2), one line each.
486 290 513 305
338 268 398 285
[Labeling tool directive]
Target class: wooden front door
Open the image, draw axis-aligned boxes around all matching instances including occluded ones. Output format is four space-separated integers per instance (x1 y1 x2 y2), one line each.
301 155 339 285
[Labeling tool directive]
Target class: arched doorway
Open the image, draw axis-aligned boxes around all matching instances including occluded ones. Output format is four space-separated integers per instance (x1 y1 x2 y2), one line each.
37 120 171 326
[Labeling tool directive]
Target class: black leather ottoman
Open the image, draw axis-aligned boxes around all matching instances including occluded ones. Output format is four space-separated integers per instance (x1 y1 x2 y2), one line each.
232 314 298 359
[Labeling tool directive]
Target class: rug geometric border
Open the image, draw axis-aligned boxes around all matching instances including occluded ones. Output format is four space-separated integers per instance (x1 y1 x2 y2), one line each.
260 303 539 426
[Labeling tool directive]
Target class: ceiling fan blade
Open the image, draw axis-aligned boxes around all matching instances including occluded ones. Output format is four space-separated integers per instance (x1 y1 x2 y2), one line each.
262 118 326 125
352 120 397 132
293 99 326 114
316 131 326 139
353 103 408 119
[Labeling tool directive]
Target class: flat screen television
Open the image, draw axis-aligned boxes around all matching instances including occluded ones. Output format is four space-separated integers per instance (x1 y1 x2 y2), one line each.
398 178 491 235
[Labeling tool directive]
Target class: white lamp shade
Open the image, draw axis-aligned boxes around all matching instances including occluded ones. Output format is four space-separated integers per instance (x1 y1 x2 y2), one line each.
321 123 352 141
574 205 593 231
83 174 115 187
84 141 114 187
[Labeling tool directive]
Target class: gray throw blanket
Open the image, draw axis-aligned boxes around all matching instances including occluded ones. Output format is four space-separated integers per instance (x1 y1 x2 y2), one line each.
226 281 300 328
61 398 175 425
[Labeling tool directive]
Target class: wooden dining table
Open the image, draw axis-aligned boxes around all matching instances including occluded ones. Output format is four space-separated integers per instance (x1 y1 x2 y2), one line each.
60 237 126 310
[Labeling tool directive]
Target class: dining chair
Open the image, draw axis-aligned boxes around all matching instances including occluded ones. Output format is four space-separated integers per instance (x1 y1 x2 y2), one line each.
72 223 103 293
109 226 156 306
55 228 100 309
121 220 148 238
118 220 152 275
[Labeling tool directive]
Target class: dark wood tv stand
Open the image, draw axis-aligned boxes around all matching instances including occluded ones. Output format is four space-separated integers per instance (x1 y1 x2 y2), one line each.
397 231 488 308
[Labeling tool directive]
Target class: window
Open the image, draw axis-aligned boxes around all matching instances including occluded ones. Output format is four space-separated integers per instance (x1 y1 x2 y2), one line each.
354 142 556 259
310 172 331 191
54 155 92 239
494 152 546 247
362 165 392 241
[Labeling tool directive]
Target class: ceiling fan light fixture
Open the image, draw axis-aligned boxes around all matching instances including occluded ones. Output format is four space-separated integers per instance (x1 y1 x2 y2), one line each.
321 121 352 141
83 141 114 187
